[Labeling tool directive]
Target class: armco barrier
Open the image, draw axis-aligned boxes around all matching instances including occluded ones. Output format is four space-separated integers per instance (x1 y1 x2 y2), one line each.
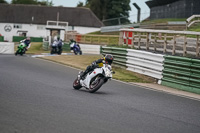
101 46 127 67
161 56 200 94
43 41 49 51
79 44 100 54
62 43 71 51
0 42 14 54
126 49 164 80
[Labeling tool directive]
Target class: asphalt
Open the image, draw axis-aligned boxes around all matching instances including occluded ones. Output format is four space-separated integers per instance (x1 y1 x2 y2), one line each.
1 54 200 133
132 83 200 101
37 54 200 101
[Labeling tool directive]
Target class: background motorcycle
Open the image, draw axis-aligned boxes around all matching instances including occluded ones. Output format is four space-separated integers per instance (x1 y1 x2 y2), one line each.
73 63 114 93
50 46 62 55
15 42 26 56
73 44 82 55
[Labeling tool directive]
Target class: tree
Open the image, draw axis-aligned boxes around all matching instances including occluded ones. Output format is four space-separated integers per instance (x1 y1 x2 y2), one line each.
12 0 37 4
84 0 131 25
11 0 53 6
77 1 84 7
37 0 53 6
0 0 8 3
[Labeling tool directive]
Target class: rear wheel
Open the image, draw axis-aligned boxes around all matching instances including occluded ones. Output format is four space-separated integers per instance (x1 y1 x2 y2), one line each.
89 76 104 93
73 78 82 90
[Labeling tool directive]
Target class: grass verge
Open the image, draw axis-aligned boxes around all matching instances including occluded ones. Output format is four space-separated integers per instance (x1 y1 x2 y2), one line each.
39 55 155 83
14 42 49 54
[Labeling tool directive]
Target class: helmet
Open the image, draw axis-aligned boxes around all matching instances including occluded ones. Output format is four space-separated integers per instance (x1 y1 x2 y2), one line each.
104 54 114 65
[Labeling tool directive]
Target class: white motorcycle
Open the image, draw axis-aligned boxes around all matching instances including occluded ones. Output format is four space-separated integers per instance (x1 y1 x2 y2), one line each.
73 64 115 93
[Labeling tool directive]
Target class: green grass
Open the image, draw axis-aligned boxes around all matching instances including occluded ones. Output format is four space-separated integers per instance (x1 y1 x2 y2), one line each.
107 44 135 49
87 31 102 35
112 67 154 83
188 23 200 32
40 55 155 83
142 18 186 24
185 23 200 38
14 42 48 54
87 31 120 35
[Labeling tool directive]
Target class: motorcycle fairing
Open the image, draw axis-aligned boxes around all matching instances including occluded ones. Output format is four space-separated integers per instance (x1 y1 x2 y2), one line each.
80 67 103 88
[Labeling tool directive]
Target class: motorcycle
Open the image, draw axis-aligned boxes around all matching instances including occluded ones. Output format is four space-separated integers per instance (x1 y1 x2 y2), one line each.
50 46 62 55
15 42 26 56
73 63 115 93
73 44 82 55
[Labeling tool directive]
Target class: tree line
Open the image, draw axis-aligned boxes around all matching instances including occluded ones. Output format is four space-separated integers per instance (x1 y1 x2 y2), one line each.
0 0 131 25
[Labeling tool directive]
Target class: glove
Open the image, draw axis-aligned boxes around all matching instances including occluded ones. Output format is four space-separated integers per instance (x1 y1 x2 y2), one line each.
92 61 96 66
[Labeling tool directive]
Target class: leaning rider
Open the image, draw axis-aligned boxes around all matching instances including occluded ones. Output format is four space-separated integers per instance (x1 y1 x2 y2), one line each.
57 36 64 50
21 37 31 50
80 54 114 79
69 39 76 51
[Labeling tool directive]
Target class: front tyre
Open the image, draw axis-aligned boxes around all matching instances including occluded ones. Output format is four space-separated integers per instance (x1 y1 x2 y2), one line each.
15 50 19 56
73 78 82 90
89 77 104 93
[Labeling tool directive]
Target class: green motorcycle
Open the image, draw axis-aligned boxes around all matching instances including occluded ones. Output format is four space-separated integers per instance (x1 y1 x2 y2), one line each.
15 42 26 56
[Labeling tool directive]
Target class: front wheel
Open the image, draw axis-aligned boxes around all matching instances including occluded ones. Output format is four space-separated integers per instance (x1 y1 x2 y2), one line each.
89 76 104 93
15 50 19 56
73 78 82 90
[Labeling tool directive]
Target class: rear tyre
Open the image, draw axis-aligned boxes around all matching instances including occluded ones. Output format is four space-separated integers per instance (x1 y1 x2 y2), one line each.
50 49 54 55
73 78 82 90
89 76 104 93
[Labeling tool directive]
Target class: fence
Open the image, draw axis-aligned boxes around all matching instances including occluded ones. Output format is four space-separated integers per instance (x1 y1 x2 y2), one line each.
126 49 164 80
65 33 119 46
119 28 200 57
101 47 127 67
162 56 200 94
140 22 186 31
101 46 200 94
79 44 100 54
186 15 200 28
101 46 164 79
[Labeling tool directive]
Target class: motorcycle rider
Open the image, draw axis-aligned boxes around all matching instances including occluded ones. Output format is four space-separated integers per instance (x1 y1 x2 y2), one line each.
69 39 76 51
57 36 64 52
20 37 31 50
80 54 114 79
51 39 59 54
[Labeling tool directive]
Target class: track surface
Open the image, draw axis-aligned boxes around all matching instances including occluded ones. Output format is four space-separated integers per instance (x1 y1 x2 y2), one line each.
0 55 200 133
